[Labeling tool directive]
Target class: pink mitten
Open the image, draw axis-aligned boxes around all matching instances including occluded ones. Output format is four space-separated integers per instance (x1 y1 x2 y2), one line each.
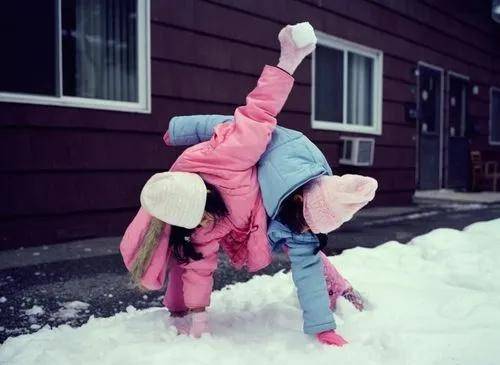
277 25 316 75
188 311 209 338
316 330 348 346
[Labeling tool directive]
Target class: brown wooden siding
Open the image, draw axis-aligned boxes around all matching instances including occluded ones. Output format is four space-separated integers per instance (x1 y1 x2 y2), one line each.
1 0 499 249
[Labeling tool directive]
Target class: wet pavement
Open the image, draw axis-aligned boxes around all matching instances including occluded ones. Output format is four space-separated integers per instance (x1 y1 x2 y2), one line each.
1 203 499 343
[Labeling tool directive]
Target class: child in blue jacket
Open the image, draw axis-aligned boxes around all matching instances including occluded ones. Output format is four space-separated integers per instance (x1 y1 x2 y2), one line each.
165 115 377 345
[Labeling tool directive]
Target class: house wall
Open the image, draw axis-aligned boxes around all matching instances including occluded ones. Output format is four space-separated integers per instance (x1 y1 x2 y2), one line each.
1 0 499 249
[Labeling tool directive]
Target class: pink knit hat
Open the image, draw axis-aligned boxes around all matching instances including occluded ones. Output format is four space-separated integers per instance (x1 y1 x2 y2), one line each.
303 175 378 234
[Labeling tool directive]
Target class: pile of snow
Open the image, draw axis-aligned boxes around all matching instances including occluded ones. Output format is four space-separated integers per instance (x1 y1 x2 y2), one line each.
55 301 90 320
2 219 500 365
291 22 317 48
24 305 45 316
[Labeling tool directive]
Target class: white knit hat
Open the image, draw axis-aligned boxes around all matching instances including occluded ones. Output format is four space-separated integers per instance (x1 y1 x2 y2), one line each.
140 172 207 229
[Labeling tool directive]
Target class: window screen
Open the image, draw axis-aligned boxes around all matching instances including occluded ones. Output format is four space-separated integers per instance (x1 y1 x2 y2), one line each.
315 45 343 123
347 52 373 126
62 0 138 102
0 0 58 95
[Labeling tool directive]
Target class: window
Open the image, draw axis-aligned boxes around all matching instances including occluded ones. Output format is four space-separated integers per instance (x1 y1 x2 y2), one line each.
312 32 383 135
491 87 500 145
0 0 150 113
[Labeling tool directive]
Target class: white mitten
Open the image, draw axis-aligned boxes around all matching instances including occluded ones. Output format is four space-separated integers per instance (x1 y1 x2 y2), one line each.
168 311 209 338
188 311 209 338
277 22 317 75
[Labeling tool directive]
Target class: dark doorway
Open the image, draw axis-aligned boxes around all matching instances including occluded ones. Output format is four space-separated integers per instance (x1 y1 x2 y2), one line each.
446 73 470 190
417 64 444 190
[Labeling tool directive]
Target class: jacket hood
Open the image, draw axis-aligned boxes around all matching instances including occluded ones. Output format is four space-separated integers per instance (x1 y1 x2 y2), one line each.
258 126 332 219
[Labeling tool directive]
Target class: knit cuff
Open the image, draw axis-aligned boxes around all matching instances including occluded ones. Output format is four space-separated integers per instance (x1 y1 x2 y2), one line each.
303 319 336 335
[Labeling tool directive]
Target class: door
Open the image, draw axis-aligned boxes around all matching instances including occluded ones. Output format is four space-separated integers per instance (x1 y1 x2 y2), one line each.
446 74 470 190
417 64 443 190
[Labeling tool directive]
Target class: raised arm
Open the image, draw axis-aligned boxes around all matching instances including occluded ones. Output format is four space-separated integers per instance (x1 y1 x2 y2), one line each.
170 24 316 173
167 63 293 168
287 241 336 335
206 65 294 169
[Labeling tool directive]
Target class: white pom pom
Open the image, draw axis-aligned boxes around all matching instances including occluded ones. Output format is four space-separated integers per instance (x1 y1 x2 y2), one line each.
291 22 317 48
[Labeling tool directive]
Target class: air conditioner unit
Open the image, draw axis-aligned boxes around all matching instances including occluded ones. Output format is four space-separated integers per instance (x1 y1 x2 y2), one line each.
339 136 375 166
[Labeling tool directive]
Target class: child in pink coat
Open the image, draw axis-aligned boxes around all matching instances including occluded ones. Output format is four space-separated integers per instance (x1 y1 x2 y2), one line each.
119 25 315 338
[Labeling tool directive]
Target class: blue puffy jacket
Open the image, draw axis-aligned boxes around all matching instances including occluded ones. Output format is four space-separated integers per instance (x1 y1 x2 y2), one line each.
167 115 335 334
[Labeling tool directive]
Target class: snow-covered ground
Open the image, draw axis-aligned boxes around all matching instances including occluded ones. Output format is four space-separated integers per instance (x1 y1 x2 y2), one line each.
2 219 500 365
414 189 500 203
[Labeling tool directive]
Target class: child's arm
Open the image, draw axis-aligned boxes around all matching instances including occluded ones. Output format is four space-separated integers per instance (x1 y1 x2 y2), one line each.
288 242 348 346
181 240 219 311
286 241 336 335
171 65 294 173
171 24 315 173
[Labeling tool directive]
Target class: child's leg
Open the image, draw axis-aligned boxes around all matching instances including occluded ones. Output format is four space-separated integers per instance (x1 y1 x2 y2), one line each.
320 252 364 311
320 252 350 309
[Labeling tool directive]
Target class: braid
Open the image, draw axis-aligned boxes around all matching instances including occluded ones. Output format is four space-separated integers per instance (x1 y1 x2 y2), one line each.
130 217 165 290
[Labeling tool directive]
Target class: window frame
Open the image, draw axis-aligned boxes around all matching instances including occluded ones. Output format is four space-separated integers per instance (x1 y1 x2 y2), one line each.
490 86 500 146
311 32 383 135
0 0 151 114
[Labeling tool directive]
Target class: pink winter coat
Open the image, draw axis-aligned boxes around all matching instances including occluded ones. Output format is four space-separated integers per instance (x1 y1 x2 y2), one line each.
120 65 295 305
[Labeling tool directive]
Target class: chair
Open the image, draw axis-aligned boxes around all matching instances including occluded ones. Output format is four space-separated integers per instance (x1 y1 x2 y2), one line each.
470 151 499 191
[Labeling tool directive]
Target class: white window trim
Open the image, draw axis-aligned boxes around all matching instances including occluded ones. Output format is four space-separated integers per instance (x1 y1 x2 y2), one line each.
0 0 151 114
447 71 470 81
311 31 383 135
490 86 500 146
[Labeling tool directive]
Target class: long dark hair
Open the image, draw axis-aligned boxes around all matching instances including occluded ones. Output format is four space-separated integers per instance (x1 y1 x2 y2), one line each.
170 182 228 264
130 181 228 288
277 186 328 255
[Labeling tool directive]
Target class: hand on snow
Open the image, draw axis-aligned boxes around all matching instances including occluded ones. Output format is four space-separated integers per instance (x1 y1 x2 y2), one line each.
170 312 190 335
316 330 348 346
188 311 209 338
342 287 364 311
170 311 209 338
277 24 316 75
